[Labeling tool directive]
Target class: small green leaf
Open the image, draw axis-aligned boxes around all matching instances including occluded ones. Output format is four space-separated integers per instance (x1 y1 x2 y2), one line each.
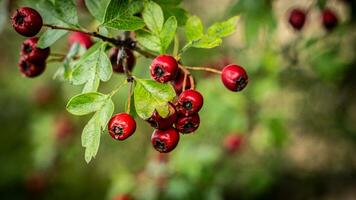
103 0 127 23
82 76 100 93
207 16 239 38
136 31 161 53
37 29 67 48
103 15 145 31
142 1 164 34
160 16 177 53
162 7 188 26
85 0 110 22
55 0 78 26
66 92 108 116
191 35 222 49
134 79 176 119
54 43 81 80
185 15 204 41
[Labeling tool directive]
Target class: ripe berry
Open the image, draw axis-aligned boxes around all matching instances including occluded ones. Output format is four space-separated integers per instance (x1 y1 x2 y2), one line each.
175 113 200 134
109 47 136 73
171 68 192 94
151 128 179 153
11 7 43 37
147 103 177 130
221 64 248 92
68 32 93 49
112 194 134 200
223 134 244 154
108 113 136 140
150 55 178 83
288 9 306 31
18 58 45 78
322 9 338 31
21 37 50 62
177 89 203 116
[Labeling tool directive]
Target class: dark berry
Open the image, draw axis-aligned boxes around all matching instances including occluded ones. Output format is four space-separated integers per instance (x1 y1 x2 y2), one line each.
177 89 203 116
175 113 200 134
108 113 136 140
322 9 338 31
150 55 178 83
147 103 177 130
151 128 179 153
11 7 43 37
21 37 50 62
18 58 45 78
68 32 93 49
109 47 136 73
221 64 248 92
171 68 192 95
223 134 244 154
288 8 306 31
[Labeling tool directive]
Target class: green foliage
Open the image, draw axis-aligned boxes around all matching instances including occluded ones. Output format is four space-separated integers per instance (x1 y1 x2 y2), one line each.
85 0 111 22
66 92 109 116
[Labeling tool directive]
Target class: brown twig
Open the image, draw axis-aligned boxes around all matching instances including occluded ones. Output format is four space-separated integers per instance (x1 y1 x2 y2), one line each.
184 66 222 74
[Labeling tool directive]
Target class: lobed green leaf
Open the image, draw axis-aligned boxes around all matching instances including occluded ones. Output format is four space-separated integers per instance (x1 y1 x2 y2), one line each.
160 16 177 53
142 1 164 34
207 16 239 38
185 15 204 42
66 92 108 116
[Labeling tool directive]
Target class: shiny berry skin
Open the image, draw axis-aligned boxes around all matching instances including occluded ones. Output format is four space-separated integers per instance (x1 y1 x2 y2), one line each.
21 37 50 62
151 128 179 153
175 113 200 134
288 9 306 31
68 32 93 49
177 89 203 116
221 64 248 92
18 58 45 78
150 55 178 83
322 9 338 31
108 113 136 140
171 68 192 95
11 7 43 37
109 48 136 73
223 134 244 154
147 103 177 130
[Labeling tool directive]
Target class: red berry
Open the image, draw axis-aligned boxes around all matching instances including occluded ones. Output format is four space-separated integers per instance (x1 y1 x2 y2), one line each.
21 37 50 63
177 89 203 116
171 68 192 95
221 64 248 92
151 128 179 153
109 47 136 73
108 113 136 140
322 9 338 31
11 7 43 37
18 58 45 78
55 113 75 141
68 32 93 49
175 113 200 134
112 194 134 200
150 55 178 83
223 134 244 154
147 103 177 130
288 9 306 31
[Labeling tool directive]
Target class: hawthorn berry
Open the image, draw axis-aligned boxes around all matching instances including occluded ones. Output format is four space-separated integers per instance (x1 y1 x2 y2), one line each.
288 8 306 31
109 47 136 73
21 37 50 63
11 7 43 37
223 134 244 154
221 64 248 92
175 113 200 134
171 68 192 94
108 113 136 140
147 103 177 130
68 32 93 49
150 55 178 83
177 89 203 116
151 128 179 153
18 58 45 78
322 9 338 31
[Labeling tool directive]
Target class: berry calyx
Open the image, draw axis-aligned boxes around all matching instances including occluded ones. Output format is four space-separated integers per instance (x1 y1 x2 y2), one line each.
108 113 136 140
221 64 248 92
150 55 178 83
223 134 244 154
171 68 192 95
176 89 203 116
175 113 200 134
18 58 45 78
151 128 179 153
11 7 43 37
288 8 306 31
21 37 50 63
147 103 177 130
68 32 93 49
322 9 338 31
109 47 136 73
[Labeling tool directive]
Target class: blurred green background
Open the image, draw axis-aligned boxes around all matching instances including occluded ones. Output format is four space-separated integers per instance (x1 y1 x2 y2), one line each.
1 0 356 199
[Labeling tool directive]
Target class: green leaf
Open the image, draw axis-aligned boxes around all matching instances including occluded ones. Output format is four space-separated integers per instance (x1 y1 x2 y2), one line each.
153 0 182 6
55 0 78 26
160 16 177 53
85 0 110 22
134 79 176 119
128 0 144 15
82 76 100 93
142 1 164 34
66 92 108 116
185 15 204 41
207 16 239 38
103 0 127 23
162 7 188 26
136 31 161 53
37 29 67 48
191 35 222 49
54 43 81 80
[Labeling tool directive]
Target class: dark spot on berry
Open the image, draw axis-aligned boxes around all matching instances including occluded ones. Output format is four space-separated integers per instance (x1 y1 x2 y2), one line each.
183 121 194 131
182 101 192 110
23 44 32 53
21 61 30 71
154 140 166 152
147 118 158 129
236 77 247 91
15 14 25 24
154 66 164 77
112 125 124 136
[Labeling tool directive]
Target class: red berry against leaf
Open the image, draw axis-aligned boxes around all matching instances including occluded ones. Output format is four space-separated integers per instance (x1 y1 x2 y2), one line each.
223 134 244 154
108 113 136 140
11 7 43 37
150 55 178 83
68 32 93 49
109 47 136 73
171 68 192 95
288 8 306 31
322 9 338 31
147 103 177 130
221 64 248 92
18 58 45 78
175 113 200 134
177 89 203 116
151 128 179 153
21 37 50 62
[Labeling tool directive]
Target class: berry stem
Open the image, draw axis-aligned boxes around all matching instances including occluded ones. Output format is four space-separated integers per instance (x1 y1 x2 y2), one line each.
126 82 133 114
133 46 156 58
109 80 128 97
178 64 195 90
185 66 222 74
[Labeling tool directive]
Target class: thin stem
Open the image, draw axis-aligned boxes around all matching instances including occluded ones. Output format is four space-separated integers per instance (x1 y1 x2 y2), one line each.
185 66 222 74
133 46 156 58
109 80 128 97
47 58 64 63
126 82 133 114
178 64 195 90
182 72 188 92
51 53 67 57
173 35 179 57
